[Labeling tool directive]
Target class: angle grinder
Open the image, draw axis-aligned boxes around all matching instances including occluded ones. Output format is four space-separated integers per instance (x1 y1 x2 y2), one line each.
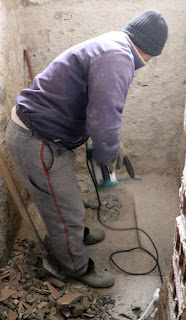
87 148 135 188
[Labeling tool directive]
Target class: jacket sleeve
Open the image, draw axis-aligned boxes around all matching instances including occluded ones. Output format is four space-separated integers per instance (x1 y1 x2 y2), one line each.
86 51 134 164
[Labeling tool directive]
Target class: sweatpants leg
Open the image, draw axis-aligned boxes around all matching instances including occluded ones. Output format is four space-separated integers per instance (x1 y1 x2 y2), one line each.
6 118 89 275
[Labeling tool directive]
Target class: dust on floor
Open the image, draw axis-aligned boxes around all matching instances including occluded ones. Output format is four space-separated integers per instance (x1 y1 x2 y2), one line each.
0 173 180 319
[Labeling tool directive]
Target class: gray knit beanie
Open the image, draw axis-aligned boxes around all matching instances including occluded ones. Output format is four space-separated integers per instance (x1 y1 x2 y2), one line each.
123 9 168 56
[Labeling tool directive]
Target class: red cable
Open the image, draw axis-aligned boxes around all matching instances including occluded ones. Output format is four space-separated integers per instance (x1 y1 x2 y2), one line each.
40 141 77 275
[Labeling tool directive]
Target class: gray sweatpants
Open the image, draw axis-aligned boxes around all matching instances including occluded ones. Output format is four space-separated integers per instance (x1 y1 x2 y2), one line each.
6 118 89 275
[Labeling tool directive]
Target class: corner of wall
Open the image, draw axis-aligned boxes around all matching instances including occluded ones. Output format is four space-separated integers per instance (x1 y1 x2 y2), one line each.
0 0 25 266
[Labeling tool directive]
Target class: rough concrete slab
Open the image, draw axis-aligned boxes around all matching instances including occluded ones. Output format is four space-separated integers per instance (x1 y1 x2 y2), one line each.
15 173 179 317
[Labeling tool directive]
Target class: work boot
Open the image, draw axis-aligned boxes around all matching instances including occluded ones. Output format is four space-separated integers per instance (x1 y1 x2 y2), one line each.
74 258 115 288
83 227 105 245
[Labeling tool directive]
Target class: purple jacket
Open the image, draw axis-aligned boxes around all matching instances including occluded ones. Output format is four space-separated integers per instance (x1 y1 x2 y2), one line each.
17 31 145 163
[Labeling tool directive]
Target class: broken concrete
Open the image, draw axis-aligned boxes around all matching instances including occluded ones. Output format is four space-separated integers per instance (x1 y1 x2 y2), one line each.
0 238 120 319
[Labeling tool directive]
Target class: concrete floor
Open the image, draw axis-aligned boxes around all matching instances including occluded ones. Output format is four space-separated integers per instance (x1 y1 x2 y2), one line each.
17 172 180 319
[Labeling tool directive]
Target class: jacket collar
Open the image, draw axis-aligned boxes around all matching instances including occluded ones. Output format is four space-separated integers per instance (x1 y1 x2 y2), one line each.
124 33 146 70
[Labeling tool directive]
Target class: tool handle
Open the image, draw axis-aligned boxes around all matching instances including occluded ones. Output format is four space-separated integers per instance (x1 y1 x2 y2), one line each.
123 156 135 179
24 49 34 82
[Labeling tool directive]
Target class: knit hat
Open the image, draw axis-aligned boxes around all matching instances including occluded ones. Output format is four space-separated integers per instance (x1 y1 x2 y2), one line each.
123 9 168 56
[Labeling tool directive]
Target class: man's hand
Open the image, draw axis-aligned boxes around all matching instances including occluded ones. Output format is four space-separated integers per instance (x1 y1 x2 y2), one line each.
116 142 129 170
106 143 127 173
106 142 135 179
106 158 118 174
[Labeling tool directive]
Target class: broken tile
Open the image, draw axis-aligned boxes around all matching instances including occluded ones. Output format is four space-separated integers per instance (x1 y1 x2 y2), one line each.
0 267 6 274
13 299 20 305
14 263 24 274
82 312 96 318
13 251 22 256
14 244 25 252
84 308 96 317
12 291 18 299
23 280 32 290
28 252 38 266
0 269 16 280
8 309 17 320
91 297 97 305
48 294 55 302
82 296 90 310
60 309 71 318
70 283 83 289
25 293 33 303
37 309 45 320
23 308 36 319
48 315 58 320
18 301 25 314
72 302 85 317
18 290 24 298
46 282 62 299
18 302 25 319
7 302 16 310
22 302 30 309
49 306 57 316
46 277 65 289
55 310 65 320
18 258 25 265
24 243 30 249
20 277 26 283
38 302 48 309
57 293 82 307
31 286 50 294
0 288 16 301
16 273 22 282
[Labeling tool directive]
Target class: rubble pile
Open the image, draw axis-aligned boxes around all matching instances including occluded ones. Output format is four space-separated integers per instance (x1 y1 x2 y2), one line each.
0 239 116 320
84 193 123 222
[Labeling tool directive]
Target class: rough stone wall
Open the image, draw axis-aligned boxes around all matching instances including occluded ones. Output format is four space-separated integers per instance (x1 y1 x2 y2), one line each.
0 0 24 266
18 0 185 176
153 172 186 320
153 107 186 320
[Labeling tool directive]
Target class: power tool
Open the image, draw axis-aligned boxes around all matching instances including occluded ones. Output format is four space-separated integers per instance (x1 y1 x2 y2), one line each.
86 147 135 188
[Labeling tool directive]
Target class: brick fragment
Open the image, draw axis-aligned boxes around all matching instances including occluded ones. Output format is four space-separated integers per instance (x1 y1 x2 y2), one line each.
72 302 85 317
57 293 82 307
0 288 16 301
46 282 62 299
8 309 17 320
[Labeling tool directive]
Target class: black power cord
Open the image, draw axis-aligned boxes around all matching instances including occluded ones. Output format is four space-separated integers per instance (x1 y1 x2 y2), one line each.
85 143 163 284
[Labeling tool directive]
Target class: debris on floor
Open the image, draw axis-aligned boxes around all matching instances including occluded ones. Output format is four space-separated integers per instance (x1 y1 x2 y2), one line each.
1 173 179 319
0 239 118 320
84 192 123 222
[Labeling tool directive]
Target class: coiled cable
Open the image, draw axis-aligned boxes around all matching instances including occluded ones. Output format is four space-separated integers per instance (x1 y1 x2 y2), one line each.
85 143 163 284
